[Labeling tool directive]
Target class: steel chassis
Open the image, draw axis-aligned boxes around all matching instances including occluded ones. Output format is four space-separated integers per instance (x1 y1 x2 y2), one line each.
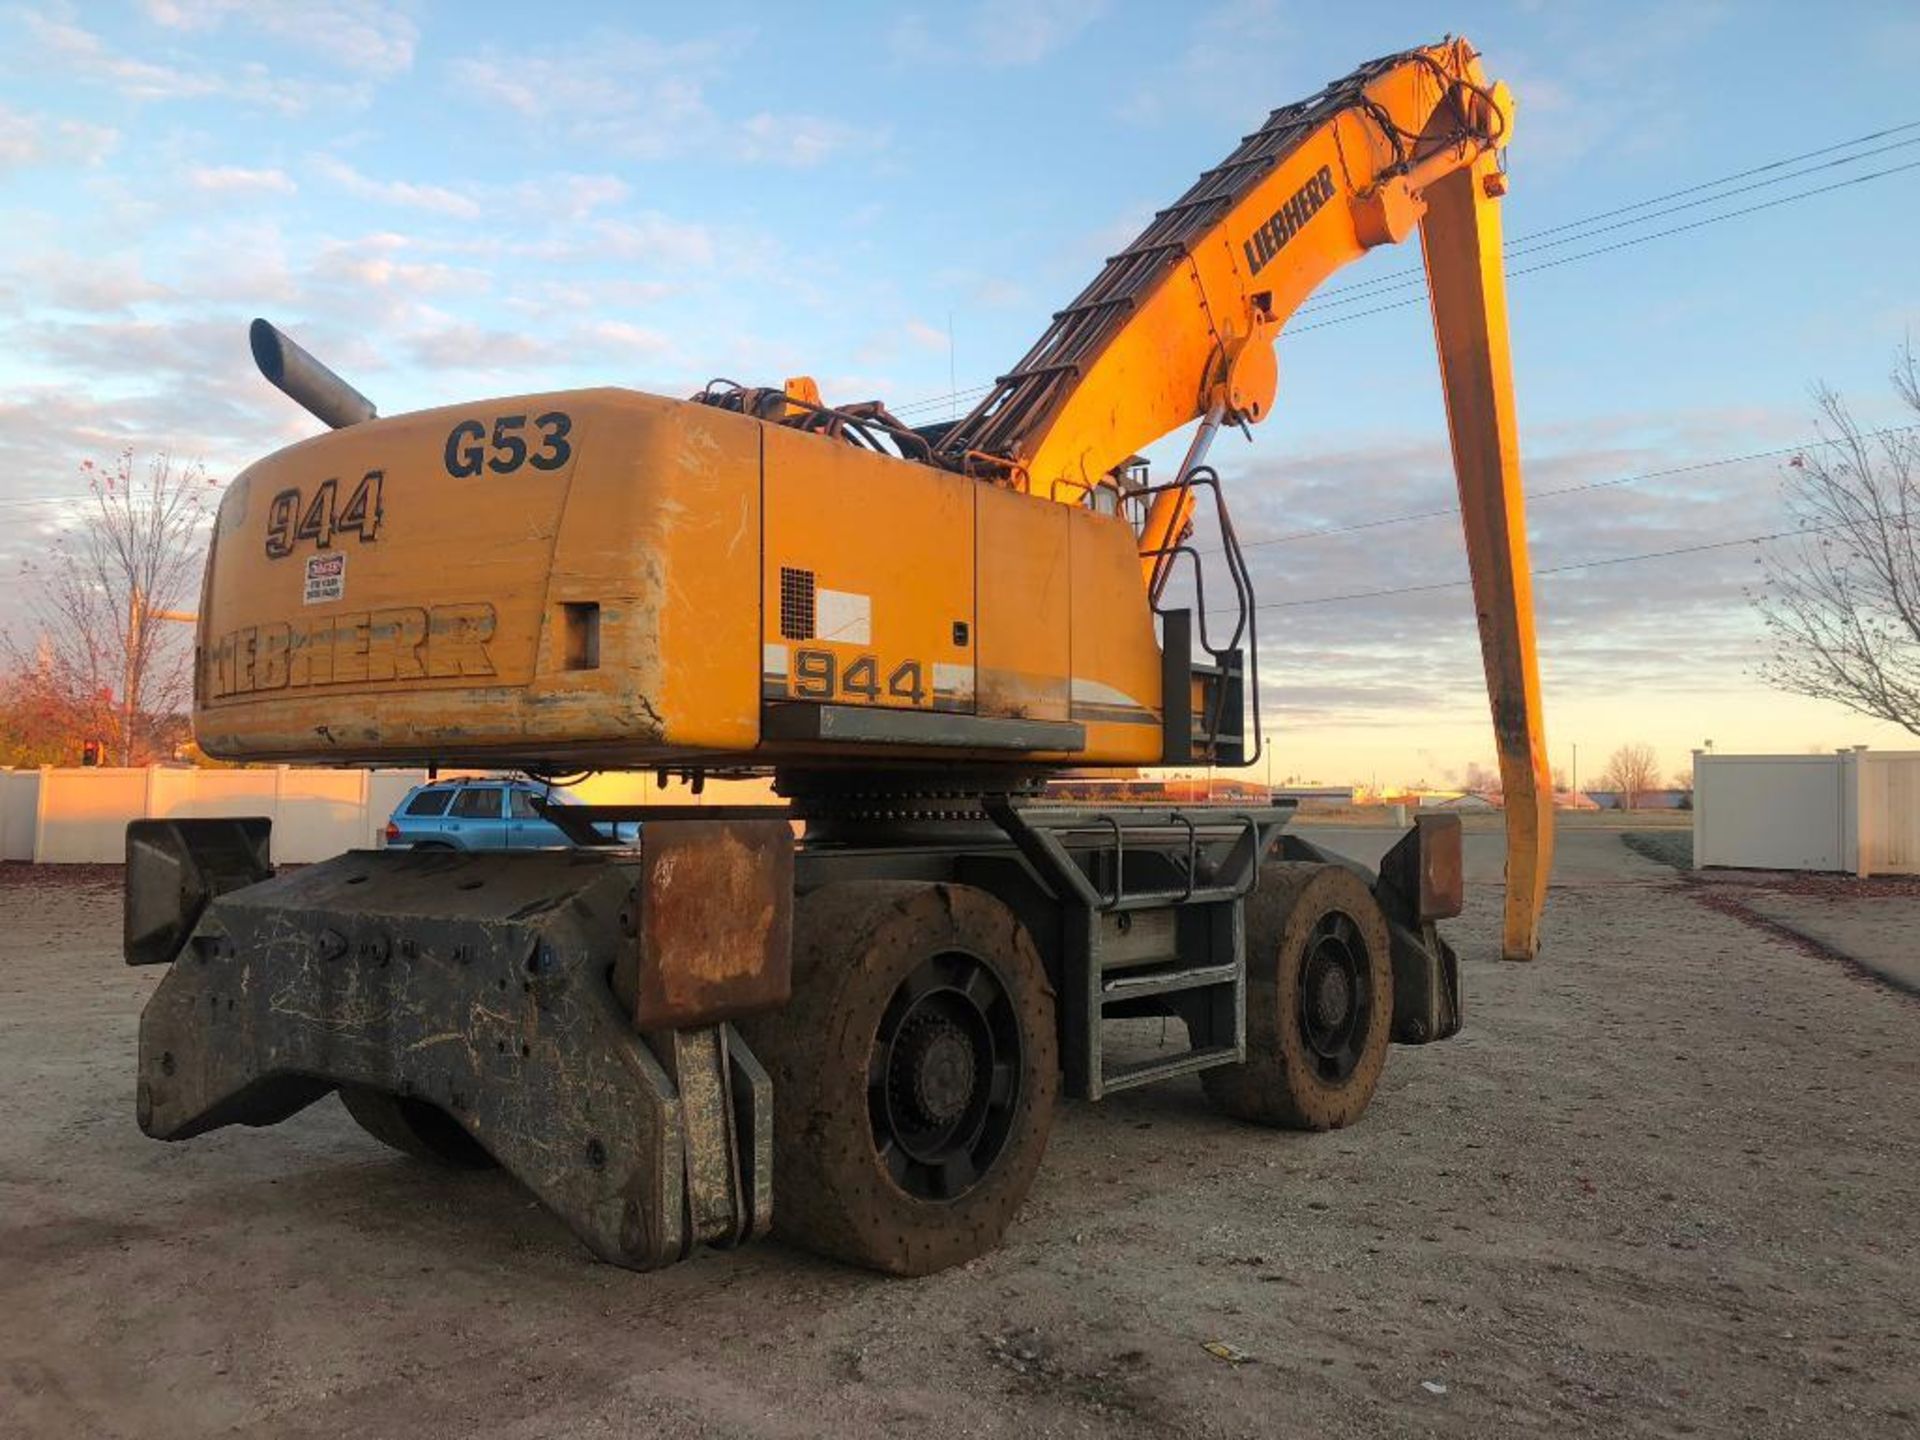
125 797 1460 1270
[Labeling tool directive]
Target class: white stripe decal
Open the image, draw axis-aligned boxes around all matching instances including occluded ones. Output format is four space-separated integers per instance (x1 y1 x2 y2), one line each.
933 661 974 699
815 588 872 644
1071 676 1147 710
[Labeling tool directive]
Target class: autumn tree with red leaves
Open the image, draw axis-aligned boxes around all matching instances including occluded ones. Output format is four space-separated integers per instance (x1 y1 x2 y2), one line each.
2 450 213 766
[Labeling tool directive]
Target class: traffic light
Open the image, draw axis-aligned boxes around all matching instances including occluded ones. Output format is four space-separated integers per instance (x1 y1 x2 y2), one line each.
81 739 102 767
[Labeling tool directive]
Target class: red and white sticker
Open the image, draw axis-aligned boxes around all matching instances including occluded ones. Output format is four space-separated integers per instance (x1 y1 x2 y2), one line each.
303 551 346 605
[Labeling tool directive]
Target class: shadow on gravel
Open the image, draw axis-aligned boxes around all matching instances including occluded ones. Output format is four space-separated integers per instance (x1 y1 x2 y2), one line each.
1653 852 1920 1001
1604 831 1920 999
1619 830 1691 870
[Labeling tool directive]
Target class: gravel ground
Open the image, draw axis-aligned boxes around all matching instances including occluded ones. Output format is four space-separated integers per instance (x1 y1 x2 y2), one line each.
2 835 1917 1440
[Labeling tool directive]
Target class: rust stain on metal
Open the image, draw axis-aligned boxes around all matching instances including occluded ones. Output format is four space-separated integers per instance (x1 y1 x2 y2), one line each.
635 819 794 1030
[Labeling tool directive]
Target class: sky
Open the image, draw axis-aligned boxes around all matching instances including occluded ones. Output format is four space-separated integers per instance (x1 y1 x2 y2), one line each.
1 0 1917 788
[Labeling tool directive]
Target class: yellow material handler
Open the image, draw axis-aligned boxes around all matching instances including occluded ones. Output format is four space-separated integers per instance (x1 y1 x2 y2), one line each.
127 39 1551 1275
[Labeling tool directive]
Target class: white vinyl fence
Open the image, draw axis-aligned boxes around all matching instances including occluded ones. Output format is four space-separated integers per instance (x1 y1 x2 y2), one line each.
0 767 781 865
2 766 428 864
1693 750 1920 876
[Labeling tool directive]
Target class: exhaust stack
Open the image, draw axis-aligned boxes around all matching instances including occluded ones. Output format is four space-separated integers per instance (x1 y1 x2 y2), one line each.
249 318 377 429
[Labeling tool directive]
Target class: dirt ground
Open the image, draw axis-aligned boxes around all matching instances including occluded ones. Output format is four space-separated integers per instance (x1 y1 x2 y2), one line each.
3 829 1918 1440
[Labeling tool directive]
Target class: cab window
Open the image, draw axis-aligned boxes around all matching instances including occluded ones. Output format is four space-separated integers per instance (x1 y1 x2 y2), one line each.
405 788 454 817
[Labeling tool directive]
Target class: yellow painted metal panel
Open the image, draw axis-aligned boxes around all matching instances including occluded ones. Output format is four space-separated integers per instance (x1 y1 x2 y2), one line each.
760 423 975 719
645 400 763 751
195 389 765 765
1064 508 1164 765
976 486 1070 722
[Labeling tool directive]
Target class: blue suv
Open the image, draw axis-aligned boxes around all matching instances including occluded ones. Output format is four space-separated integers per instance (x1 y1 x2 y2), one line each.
383 778 639 851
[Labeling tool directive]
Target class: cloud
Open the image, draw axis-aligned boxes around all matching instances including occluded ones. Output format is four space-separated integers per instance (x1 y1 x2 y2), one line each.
187 164 295 195
165 219 300 306
576 319 673 359
1110 2 1299 131
905 318 950 352
0 102 118 173
1496 7 1733 171
15 6 369 115
137 0 418 78
541 214 720 270
308 155 481 218
1147 405 1827 748
891 0 1107 68
971 0 1107 66
523 173 630 222
308 233 488 297
736 112 875 169
447 30 725 155
401 319 558 372
445 29 875 168
13 252 166 313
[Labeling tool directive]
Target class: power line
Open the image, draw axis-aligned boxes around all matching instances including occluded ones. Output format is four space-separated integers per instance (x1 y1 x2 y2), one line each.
1304 120 1920 307
1222 423 1920 552
895 381 993 417
1296 132 1920 315
1246 519 1862 613
1506 118 1920 243
1286 157 1920 335
889 122 1920 414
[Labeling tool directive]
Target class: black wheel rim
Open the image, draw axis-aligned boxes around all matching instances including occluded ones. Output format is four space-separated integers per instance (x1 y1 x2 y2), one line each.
1297 912 1371 1082
868 950 1021 1202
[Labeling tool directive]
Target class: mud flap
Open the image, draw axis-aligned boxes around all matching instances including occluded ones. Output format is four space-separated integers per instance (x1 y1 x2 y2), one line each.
124 817 272 968
132 845 771 1269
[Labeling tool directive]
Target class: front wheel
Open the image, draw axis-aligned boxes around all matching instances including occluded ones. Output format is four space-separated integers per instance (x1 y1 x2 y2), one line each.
737 881 1058 1276
1202 862 1394 1131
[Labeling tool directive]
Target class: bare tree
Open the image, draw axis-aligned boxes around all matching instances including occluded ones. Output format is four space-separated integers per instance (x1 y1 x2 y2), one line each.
4 451 213 765
1598 742 1660 810
1752 345 1920 735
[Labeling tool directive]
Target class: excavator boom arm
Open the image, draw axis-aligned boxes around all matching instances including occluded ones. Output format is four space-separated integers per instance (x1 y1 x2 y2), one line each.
940 39 1551 958
1420 154 1553 961
938 41 1508 492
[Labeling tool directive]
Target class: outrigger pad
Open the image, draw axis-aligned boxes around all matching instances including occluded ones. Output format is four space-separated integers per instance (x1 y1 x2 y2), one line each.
134 848 769 1269
125 817 273 967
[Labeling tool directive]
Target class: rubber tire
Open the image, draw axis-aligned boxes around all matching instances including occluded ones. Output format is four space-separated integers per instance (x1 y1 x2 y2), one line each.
1201 862 1394 1131
339 1085 497 1169
737 881 1059 1277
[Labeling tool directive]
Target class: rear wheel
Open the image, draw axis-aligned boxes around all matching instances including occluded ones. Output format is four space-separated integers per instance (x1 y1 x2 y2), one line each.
737 881 1058 1276
1201 862 1393 1130
339 1085 496 1168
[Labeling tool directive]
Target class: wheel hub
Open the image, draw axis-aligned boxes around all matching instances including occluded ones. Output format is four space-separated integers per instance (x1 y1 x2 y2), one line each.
1298 911 1370 1081
893 1016 977 1127
868 950 1023 1202
1309 961 1353 1033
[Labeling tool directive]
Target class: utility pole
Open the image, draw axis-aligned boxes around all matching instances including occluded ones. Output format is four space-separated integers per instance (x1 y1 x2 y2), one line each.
122 588 197 766
1570 742 1578 800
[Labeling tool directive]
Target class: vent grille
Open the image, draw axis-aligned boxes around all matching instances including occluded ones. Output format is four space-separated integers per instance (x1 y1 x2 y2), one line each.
779 567 816 641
